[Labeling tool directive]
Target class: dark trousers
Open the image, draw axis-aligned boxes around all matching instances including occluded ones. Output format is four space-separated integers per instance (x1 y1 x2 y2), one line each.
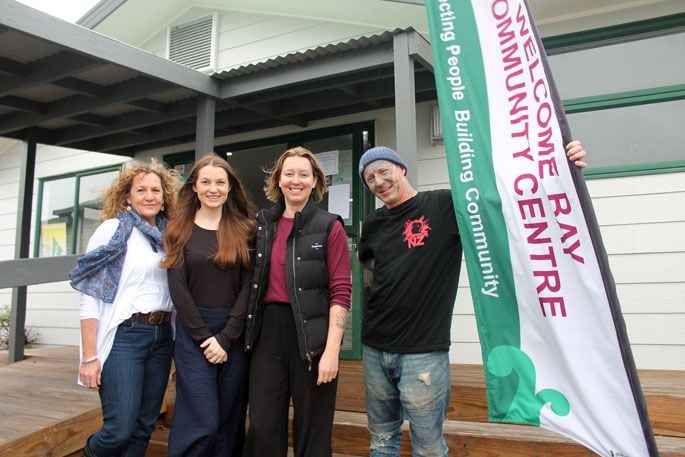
246 303 337 457
168 308 249 457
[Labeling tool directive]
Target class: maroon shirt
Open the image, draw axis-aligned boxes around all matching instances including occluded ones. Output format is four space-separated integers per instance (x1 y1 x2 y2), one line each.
265 216 351 309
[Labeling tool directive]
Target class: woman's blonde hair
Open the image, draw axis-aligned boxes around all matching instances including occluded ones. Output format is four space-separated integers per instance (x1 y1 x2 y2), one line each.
100 159 181 221
263 146 328 203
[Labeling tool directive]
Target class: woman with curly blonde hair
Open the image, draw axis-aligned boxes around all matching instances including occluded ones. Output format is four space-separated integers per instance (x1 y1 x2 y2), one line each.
69 159 181 457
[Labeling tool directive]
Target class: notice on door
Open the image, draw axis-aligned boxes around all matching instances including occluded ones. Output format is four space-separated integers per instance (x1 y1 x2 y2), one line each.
315 150 339 176
328 183 350 220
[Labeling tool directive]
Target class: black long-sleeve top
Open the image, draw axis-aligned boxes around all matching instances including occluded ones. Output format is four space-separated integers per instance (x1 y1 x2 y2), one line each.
168 224 253 350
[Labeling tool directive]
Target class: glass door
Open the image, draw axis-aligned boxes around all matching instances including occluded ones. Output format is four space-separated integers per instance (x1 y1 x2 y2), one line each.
214 122 374 359
300 134 361 358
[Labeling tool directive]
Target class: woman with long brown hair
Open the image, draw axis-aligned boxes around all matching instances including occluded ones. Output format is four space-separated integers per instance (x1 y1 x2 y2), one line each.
161 153 255 456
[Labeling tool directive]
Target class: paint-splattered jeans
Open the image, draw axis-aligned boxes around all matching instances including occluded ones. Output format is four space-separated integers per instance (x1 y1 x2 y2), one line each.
362 345 450 457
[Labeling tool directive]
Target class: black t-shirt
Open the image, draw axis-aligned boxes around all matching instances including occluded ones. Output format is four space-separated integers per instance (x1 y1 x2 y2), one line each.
168 224 252 350
358 190 462 353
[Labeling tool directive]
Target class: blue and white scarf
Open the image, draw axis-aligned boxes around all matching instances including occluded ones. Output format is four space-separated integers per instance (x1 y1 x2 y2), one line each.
69 210 167 303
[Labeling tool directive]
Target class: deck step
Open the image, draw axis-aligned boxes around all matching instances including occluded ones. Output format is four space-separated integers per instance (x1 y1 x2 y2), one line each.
337 361 685 437
147 410 685 456
331 411 685 456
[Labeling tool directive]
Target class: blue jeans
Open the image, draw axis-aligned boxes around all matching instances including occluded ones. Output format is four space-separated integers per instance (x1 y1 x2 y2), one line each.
87 319 173 457
363 345 450 457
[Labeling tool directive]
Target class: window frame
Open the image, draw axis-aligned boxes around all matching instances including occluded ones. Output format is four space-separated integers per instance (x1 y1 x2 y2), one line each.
542 14 685 179
542 13 685 55
33 164 123 258
562 85 685 178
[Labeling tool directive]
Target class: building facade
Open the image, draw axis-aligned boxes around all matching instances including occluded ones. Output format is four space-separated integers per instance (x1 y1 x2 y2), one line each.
0 0 683 369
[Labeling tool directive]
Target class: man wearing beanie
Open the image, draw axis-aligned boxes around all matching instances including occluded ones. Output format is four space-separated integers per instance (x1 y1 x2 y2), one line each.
357 142 587 456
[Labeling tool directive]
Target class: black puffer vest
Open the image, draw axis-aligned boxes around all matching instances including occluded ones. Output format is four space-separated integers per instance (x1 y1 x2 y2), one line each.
245 198 341 366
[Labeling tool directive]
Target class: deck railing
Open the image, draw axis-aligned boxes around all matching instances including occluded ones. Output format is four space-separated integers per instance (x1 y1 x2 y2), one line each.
0 255 78 362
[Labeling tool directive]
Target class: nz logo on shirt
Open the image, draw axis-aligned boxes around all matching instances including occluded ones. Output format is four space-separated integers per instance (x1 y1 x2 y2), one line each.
310 242 323 250
402 215 431 249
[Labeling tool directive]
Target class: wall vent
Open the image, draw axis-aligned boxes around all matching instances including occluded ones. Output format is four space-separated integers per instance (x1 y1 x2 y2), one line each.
167 13 217 72
430 103 444 145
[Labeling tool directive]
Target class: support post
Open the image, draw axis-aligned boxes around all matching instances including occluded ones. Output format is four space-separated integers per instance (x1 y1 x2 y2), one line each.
9 141 36 363
195 96 216 161
393 32 418 186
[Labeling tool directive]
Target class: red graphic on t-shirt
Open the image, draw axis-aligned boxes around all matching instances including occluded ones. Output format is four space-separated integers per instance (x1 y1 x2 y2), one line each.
402 216 431 248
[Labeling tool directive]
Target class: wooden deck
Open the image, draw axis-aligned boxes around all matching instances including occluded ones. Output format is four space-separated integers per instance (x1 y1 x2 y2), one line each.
0 346 101 457
1 347 684 456
334 361 685 456
337 360 685 438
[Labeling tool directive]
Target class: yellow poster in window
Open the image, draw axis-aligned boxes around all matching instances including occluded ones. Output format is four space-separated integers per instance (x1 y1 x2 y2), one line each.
41 222 68 257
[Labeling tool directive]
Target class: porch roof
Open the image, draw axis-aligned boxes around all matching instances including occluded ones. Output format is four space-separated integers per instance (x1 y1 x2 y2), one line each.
0 0 434 157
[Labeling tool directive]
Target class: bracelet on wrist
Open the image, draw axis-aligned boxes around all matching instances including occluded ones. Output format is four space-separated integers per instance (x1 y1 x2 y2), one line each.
80 355 98 364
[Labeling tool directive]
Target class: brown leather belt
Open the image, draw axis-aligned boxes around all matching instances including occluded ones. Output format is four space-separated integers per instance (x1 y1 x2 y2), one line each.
130 311 172 325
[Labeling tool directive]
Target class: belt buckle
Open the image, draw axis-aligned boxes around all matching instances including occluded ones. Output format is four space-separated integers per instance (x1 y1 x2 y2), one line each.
148 312 163 325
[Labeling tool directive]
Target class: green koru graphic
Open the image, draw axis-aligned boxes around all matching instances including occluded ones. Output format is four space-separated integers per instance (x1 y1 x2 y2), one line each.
487 345 570 425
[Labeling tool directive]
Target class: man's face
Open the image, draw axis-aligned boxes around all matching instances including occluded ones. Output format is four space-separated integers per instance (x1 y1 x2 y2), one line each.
363 160 409 208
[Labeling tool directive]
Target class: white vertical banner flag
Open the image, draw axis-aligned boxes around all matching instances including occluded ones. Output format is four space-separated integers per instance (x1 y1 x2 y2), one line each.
425 1 658 455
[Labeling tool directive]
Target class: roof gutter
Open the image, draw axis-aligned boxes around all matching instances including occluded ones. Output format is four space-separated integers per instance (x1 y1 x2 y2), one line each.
77 0 127 29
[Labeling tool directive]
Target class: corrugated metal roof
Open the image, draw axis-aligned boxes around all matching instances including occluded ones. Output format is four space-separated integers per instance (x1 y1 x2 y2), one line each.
216 29 408 79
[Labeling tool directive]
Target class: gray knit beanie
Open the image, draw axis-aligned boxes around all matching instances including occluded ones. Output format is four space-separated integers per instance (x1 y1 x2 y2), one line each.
358 146 408 188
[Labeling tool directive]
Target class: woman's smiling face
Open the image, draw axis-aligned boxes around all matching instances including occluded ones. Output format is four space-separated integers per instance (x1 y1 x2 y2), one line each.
193 165 230 210
279 156 317 210
127 172 163 225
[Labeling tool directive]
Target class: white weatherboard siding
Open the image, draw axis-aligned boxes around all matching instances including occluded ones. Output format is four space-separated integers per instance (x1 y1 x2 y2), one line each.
0 142 23 262
0 139 127 347
137 8 381 72
216 15 379 70
22 282 82 346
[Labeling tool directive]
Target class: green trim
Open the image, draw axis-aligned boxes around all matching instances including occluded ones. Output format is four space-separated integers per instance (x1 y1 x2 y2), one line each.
71 176 81 254
563 85 685 113
33 164 123 258
39 163 122 182
351 126 375 360
32 181 44 258
543 13 685 50
163 151 194 168
584 160 685 179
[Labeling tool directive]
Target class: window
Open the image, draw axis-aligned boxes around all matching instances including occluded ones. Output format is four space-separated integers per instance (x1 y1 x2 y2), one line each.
34 166 121 257
545 25 685 177
565 98 684 168
548 33 684 100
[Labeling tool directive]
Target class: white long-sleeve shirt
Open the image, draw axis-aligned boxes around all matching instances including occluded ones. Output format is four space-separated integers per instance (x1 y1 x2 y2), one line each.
79 218 173 367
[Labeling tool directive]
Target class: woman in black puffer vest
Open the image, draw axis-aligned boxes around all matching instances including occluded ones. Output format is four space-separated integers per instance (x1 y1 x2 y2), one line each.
244 147 351 457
